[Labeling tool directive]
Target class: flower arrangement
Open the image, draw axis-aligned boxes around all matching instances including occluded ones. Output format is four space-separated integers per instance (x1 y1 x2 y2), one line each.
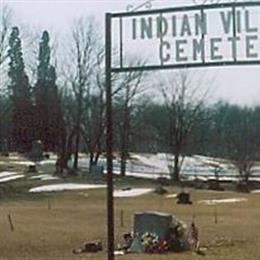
141 232 168 254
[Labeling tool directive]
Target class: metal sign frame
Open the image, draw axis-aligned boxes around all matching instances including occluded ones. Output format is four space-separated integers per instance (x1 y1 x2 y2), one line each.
112 1 260 73
105 1 260 259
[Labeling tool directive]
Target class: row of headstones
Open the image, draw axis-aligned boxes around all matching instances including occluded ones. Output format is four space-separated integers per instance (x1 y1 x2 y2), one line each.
0 140 44 160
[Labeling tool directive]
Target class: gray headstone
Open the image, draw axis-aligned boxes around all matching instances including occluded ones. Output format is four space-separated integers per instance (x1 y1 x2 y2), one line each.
0 139 9 156
30 140 43 161
89 165 104 178
130 211 175 253
176 192 192 204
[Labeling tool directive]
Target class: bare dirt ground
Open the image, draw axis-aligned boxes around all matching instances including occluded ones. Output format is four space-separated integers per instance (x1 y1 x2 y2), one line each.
0 155 260 259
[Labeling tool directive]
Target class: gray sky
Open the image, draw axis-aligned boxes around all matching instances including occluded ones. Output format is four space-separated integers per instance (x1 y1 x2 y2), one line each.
2 0 260 106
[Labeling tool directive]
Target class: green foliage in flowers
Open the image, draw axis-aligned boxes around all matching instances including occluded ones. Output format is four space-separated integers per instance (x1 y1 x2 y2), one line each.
141 232 168 254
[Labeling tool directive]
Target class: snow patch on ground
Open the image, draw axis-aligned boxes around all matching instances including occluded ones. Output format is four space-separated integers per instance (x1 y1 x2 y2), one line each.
113 188 153 198
131 153 169 173
60 153 260 181
165 193 177 198
13 161 35 166
104 169 170 180
0 171 20 178
251 189 260 194
29 183 106 193
0 174 25 183
29 174 60 181
8 156 21 160
37 159 57 166
250 177 260 182
198 198 247 205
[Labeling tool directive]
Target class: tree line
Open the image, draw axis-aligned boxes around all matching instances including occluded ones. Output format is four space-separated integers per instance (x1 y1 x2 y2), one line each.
0 5 259 182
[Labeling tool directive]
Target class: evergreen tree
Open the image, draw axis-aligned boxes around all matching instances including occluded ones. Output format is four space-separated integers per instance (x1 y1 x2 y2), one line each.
34 30 50 149
34 30 63 151
47 65 64 151
8 26 33 152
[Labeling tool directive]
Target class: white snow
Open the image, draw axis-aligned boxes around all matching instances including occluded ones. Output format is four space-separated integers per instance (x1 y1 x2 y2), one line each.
0 171 20 178
8 156 21 160
13 161 35 166
29 174 59 181
113 188 153 198
198 198 247 205
0 171 24 183
131 153 169 173
250 177 260 182
114 251 125 256
59 153 260 181
37 159 57 166
165 193 177 198
251 189 260 194
0 174 25 183
104 169 170 180
29 183 106 193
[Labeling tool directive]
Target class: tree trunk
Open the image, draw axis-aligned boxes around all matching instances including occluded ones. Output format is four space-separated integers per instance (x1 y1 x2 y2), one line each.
94 150 101 165
73 124 80 170
173 139 181 182
120 131 128 177
73 93 82 170
56 128 68 174
173 152 180 182
120 98 130 177
56 127 74 175
89 152 94 167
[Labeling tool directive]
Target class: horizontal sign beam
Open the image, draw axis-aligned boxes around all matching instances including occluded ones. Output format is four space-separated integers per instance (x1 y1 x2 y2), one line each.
111 60 260 73
111 1 260 18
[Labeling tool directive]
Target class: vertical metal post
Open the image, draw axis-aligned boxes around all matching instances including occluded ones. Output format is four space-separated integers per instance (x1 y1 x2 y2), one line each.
119 17 123 68
105 13 114 260
159 13 164 66
232 4 237 62
201 7 205 63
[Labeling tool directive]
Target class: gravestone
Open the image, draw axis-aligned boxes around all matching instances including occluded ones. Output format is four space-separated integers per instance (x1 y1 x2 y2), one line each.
154 185 168 195
89 165 104 179
29 140 43 161
176 192 192 204
0 139 9 157
130 212 175 253
27 164 37 173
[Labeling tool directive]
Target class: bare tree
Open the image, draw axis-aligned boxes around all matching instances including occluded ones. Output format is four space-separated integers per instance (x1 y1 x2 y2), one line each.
114 63 145 176
0 4 12 66
55 85 76 174
80 48 106 167
63 17 103 170
0 5 12 150
0 4 12 92
224 106 260 185
160 70 210 182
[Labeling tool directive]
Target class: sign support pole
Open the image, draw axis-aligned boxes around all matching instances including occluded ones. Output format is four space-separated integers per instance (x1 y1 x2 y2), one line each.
105 13 114 260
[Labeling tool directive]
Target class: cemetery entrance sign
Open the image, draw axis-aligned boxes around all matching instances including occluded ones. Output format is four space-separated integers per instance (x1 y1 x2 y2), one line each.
105 1 260 259
110 1 260 72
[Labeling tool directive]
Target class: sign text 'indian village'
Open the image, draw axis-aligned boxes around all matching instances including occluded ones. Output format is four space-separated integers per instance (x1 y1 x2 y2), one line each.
122 7 260 65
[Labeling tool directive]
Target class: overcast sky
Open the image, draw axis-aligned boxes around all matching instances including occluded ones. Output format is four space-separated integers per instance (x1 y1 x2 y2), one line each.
2 0 260 106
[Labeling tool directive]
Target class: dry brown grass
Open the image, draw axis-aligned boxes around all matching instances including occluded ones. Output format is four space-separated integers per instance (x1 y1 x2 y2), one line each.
1 153 260 259
0 188 260 260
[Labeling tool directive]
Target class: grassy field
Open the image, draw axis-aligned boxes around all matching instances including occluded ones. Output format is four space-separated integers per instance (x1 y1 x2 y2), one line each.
0 155 260 259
